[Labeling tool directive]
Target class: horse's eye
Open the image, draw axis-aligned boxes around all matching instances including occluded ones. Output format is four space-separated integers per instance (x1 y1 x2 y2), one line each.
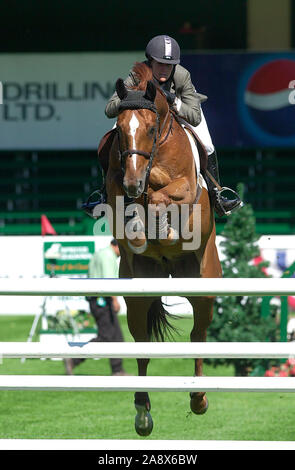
148 127 156 137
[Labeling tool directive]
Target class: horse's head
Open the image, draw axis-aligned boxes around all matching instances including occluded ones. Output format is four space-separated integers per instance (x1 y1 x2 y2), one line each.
115 74 169 199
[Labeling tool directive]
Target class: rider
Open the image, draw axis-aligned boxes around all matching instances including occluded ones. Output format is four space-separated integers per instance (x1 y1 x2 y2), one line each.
98 35 242 217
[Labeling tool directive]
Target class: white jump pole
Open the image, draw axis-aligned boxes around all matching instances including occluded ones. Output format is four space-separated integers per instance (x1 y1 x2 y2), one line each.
1 278 294 448
0 341 294 359
0 375 294 393
0 277 294 297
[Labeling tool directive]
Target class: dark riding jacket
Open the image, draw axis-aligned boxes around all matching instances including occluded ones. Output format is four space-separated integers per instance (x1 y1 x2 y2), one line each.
105 63 207 127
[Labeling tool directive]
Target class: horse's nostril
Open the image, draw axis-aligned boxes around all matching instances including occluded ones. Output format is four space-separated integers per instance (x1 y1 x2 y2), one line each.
124 184 139 197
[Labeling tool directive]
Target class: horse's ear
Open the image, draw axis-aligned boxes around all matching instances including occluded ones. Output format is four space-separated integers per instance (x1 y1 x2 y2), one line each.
116 78 128 100
144 80 157 103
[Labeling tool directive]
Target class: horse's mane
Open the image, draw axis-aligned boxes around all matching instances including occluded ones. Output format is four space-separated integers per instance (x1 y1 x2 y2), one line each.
132 62 153 90
132 62 167 104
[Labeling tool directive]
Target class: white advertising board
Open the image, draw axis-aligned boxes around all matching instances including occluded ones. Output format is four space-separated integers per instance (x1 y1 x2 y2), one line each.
0 235 114 316
0 235 295 317
0 52 143 150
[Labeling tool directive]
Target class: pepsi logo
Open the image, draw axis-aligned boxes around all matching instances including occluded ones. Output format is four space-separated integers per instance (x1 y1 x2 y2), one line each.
244 59 295 138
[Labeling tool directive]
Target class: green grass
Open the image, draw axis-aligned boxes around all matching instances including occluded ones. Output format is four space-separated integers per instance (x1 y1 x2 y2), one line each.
0 314 294 440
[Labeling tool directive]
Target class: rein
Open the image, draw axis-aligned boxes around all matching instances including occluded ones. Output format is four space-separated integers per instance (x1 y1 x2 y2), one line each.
142 108 173 205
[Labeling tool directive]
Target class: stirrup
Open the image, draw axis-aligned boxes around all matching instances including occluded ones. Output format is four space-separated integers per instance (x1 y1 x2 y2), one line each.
82 188 107 219
214 187 244 217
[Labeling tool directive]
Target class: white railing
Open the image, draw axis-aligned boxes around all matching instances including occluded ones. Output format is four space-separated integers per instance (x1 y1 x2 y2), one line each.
0 341 294 392
0 341 294 359
0 277 294 296
1 277 295 446
0 375 294 393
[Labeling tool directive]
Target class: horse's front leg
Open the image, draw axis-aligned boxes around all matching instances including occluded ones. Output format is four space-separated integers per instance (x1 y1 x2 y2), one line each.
111 191 148 255
125 208 148 254
148 177 195 246
189 296 215 415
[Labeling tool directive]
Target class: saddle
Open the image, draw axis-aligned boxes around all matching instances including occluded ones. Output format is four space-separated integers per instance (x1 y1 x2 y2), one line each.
97 128 117 174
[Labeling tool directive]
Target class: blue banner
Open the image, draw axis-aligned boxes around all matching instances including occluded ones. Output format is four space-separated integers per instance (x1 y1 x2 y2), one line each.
181 52 295 148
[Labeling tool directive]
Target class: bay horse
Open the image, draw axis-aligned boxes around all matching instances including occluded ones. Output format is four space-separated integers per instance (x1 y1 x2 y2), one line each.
102 63 222 436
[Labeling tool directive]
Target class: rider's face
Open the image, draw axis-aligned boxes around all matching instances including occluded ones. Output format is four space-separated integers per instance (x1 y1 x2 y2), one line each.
151 60 173 83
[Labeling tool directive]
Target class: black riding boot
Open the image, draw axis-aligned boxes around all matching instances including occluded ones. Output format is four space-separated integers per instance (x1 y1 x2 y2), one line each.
205 151 243 217
82 182 134 220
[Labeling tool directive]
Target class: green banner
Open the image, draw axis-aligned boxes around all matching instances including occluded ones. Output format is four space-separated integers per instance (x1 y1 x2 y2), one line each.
43 241 95 275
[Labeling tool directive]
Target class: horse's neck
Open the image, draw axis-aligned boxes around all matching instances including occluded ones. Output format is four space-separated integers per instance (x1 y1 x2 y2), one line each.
157 102 176 142
154 116 192 175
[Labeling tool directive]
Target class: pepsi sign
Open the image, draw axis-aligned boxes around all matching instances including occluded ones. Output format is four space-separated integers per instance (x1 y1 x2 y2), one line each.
181 52 295 148
239 56 295 146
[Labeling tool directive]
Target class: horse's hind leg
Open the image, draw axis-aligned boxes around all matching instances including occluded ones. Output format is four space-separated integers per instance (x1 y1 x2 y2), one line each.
134 391 153 436
119 250 153 435
189 296 215 415
125 296 155 436
134 352 153 436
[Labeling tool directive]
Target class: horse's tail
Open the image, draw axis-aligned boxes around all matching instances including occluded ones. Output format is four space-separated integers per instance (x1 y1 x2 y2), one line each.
147 298 179 342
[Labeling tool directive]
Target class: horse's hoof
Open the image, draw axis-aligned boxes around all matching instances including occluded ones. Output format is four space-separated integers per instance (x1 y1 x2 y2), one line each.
190 393 209 415
127 239 147 254
158 227 179 246
135 404 153 436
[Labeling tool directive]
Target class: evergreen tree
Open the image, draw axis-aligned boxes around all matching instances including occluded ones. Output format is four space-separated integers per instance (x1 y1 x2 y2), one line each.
207 183 279 376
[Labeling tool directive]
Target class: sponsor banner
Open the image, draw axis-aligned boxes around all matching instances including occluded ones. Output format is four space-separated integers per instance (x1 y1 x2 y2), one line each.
0 52 143 150
43 241 95 275
1 51 295 150
1 51 295 149
182 52 295 147
0 235 113 315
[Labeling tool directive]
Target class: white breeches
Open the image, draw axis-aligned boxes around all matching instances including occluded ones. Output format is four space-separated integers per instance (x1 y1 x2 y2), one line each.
193 108 215 156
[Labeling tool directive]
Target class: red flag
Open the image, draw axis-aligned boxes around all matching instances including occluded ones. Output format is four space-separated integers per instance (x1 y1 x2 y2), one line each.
41 215 57 236
253 252 268 275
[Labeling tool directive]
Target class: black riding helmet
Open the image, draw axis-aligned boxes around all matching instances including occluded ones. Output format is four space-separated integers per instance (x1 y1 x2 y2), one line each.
145 35 180 64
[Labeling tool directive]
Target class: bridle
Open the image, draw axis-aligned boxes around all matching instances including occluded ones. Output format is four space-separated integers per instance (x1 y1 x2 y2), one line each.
117 101 173 207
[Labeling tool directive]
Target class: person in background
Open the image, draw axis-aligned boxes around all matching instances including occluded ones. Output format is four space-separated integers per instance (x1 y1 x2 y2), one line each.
64 239 129 376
